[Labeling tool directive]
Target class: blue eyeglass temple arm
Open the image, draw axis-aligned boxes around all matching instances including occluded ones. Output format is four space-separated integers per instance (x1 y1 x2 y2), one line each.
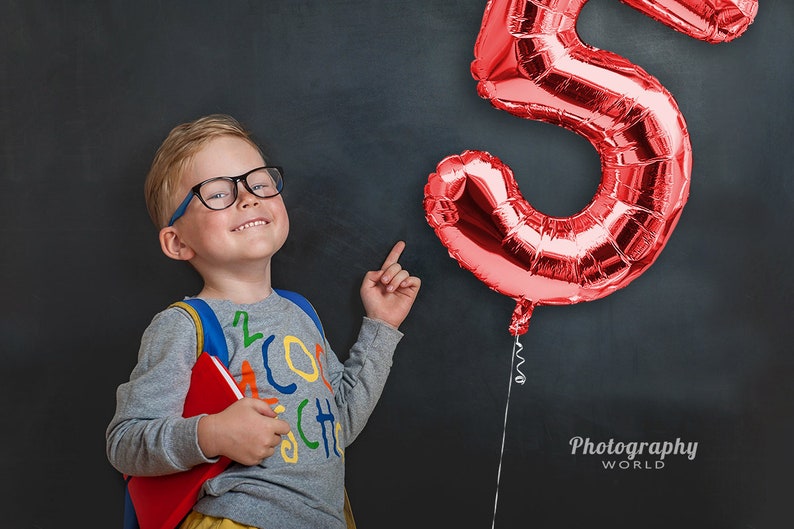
167 192 195 227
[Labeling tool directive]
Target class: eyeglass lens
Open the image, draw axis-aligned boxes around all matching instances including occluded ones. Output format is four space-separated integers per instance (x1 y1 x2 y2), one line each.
199 168 283 210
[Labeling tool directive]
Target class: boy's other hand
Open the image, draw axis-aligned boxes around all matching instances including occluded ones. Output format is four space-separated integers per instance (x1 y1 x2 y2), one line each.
360 240 421 329
198 398 291 466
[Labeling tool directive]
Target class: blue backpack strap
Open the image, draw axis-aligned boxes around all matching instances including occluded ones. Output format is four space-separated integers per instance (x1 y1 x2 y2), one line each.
122 475 139 529
274 289 325 339
170 298 230 366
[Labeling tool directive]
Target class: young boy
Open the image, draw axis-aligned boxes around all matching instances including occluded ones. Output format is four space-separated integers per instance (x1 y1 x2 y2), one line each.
106 114 421 529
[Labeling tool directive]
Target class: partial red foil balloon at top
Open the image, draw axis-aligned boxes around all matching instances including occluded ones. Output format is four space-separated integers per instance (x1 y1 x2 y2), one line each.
423 0 757 336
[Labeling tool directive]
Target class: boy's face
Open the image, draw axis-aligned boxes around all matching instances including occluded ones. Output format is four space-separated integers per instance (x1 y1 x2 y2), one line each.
164 135 289 272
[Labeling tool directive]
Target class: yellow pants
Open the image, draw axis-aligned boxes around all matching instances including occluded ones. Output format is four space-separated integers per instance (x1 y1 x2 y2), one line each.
178 489 356 529
179 511 256 529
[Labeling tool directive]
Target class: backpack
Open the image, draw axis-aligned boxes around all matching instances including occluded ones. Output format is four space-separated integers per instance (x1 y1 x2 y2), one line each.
123 289 356 529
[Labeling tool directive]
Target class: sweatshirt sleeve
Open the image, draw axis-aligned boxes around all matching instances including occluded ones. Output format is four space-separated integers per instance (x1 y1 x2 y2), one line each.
105 307 218 476
327 317 403 446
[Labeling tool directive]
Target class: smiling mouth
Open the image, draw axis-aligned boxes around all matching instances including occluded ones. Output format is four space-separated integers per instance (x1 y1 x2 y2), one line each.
233 219 269 232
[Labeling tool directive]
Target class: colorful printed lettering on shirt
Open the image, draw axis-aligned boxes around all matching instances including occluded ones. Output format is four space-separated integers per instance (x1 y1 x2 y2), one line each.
229 310 343 465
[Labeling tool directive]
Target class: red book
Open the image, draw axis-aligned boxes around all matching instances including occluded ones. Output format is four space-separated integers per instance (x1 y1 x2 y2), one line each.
127 352 244 529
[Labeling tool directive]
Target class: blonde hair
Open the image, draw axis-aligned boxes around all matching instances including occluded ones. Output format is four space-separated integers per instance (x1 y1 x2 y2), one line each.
144 114 264 228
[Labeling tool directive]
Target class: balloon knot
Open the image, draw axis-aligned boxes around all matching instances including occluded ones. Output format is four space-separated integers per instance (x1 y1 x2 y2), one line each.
509 299 534 336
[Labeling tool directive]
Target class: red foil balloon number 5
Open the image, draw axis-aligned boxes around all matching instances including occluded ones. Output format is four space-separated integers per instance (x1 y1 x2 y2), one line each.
424 0 757 335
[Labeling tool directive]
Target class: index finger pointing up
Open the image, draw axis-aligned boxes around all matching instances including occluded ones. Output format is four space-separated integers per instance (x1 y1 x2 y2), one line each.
381 240 406 270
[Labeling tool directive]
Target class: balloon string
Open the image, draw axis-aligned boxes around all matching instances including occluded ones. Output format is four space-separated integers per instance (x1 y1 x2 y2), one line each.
491 334 525 529
513 334 526 385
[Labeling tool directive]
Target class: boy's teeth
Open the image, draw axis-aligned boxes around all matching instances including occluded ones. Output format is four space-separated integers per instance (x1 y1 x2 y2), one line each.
236 220 266 231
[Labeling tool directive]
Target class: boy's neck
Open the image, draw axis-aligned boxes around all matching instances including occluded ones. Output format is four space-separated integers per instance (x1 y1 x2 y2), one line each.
191 258 277 305
197 271 275 305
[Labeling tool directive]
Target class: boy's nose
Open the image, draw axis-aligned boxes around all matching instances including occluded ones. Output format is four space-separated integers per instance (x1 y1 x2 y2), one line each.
236 181 260 206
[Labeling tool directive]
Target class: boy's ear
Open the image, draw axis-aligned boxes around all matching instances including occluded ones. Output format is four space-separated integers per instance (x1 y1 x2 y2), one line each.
159 226 195 261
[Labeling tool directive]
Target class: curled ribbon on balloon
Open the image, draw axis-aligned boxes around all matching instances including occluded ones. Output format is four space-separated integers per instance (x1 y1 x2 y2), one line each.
424 0 757 336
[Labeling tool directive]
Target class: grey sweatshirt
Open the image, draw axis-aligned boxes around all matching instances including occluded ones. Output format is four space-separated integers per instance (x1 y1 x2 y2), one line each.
106 290 403 529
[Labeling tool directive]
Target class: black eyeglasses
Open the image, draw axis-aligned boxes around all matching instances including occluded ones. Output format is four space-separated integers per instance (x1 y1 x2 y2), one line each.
167 166 284 226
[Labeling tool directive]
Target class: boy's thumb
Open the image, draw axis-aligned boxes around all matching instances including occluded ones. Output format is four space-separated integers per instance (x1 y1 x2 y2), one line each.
249 398 278 418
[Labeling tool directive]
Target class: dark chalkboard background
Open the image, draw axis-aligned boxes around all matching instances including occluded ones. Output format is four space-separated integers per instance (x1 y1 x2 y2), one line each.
1 1 791 527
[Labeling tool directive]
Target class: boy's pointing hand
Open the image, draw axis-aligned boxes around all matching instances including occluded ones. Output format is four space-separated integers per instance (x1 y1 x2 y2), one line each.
360 240 421 329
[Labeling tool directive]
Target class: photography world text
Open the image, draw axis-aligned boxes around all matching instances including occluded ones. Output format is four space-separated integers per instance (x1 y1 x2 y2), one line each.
569 436 698 470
